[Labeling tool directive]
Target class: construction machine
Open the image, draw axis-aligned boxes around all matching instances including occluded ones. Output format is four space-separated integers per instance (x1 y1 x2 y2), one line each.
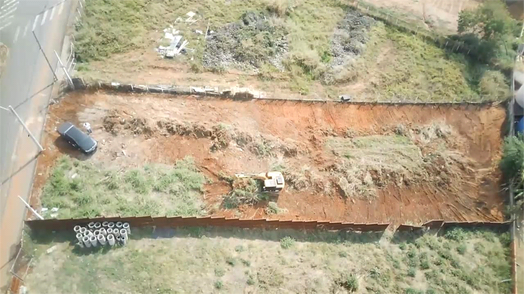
234 172 285 192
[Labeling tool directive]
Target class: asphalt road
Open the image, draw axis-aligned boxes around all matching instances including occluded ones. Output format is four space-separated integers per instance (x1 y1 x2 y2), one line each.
0 0 73 288
0 0 70 221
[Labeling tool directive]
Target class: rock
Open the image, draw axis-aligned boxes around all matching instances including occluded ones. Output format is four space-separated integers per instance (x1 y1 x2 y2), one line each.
46 245 58 254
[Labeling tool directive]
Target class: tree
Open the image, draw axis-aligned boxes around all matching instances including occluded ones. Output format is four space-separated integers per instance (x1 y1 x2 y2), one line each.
458 0 516 40
457 0 517 64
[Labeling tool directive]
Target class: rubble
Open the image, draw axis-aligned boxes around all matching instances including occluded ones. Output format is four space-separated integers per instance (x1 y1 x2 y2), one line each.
323 10 376 84
203 12 288 72
156 11 200 58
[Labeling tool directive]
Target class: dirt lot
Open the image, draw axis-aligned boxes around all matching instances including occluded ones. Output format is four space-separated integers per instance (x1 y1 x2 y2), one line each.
31 91 506 224
22 227 511 294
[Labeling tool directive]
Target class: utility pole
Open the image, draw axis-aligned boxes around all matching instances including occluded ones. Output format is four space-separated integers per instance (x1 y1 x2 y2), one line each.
18 195 44 220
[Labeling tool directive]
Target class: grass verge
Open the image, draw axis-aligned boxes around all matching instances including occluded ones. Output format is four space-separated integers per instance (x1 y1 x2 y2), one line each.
40 156 207 218
23 227 511 294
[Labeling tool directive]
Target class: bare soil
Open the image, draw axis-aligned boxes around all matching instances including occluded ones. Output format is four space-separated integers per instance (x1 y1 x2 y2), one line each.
31 91 506 224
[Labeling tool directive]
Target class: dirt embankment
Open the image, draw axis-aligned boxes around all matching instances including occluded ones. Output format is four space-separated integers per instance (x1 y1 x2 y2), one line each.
32 91 507 224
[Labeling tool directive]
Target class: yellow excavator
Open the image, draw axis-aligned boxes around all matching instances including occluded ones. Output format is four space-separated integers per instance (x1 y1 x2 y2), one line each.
234 172 285 192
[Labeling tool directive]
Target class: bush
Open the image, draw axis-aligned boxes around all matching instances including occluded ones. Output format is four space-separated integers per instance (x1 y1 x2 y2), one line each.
457 244 467 255
280 236 295 249
214 280 223 289
479 71 510 100
500 136 524 181
445 228 466 241
338 274 359 292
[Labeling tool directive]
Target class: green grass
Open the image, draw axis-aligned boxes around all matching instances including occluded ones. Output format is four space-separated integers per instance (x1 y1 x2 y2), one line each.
23 227 512 294
342 22 508 102
40 156 207 218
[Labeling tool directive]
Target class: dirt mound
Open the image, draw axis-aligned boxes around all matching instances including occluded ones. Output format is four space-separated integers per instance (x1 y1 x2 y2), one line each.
203 11 288 71
103 110 305 158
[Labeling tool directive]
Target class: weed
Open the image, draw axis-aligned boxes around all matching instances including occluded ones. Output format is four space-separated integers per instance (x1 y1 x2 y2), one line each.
214 268 225 277
40 156 207 218
265 201 286 215
241 258 251 267
280 236 295 249
338 250 348 257
222 178 269 208
247 275 256 285
405 288 424 294
225 256 237 266
407 267 416 277
445 228 466 241
235 245 245 252
457 244 467 255
338 274 358 292
214 280 223 289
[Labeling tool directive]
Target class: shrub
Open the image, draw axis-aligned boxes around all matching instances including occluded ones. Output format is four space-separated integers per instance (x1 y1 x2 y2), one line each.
280 237 295 249
500 136 524 181
408 267 417 277
214 280 223 289
457 244 467 255
445 228 466 241
215 268 225 277
338 274 358 292
479 71 509 100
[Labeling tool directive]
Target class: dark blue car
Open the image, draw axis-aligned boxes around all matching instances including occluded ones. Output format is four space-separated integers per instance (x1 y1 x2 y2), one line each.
57 122 97 153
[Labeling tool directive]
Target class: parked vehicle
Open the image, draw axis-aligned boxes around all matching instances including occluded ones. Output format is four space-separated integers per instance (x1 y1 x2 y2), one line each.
57 122 97 153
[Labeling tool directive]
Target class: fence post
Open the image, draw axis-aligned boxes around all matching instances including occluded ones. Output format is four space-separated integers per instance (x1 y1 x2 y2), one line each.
54 50 74 88
8 106 44 152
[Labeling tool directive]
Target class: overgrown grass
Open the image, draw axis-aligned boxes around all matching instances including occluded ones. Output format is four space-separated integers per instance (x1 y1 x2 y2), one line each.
40 156 207 218
23 227 511 294
342 22 509 102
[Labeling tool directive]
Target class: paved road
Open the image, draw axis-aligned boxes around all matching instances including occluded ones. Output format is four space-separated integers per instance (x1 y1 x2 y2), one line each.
0 0 73 289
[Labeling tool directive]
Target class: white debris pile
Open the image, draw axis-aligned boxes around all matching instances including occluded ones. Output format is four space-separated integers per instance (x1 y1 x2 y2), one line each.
73 221 131 249
40 207 59 219
156 11 203 58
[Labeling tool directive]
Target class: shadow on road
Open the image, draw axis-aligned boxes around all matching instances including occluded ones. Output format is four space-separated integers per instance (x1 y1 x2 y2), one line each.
0 154 39 187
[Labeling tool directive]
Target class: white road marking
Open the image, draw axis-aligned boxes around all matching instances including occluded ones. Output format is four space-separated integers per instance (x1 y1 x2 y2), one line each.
32 14 39 31
3 0 17 6
0 20 12 31
13 25 20 42
0 14 13 24
0 6 17 18
40 10 48 25
0 0 17 11
58 2 64 15
50 6 56 20
23 21 29 36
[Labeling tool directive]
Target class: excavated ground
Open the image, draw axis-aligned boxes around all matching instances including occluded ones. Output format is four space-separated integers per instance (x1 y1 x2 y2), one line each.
31 91 507 224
